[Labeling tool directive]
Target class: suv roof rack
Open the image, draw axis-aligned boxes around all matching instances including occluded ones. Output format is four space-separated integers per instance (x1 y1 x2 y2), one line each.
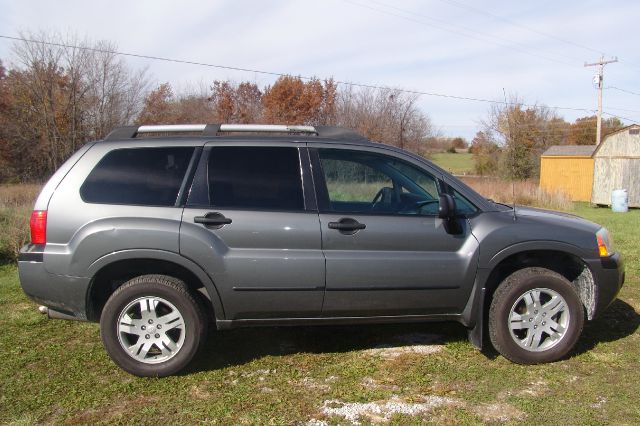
103 124 367 141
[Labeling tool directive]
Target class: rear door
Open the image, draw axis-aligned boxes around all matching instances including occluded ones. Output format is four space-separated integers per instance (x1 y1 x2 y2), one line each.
311 146 480 316
180 142 325 319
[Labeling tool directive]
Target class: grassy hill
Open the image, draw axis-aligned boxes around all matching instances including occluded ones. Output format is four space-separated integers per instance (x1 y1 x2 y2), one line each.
429 152 475 175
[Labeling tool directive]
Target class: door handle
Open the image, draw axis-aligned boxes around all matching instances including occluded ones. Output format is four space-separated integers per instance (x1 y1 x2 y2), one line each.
328 218 366 234
194 212 232 228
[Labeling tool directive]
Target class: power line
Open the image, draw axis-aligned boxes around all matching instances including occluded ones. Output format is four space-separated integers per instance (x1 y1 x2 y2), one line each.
0 34 597 113
435 0 606 57
606 86 640 97
343 0 578 67
0 33 636 126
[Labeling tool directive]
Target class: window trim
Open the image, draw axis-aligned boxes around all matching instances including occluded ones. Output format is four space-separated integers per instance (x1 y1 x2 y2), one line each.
79 146 198 208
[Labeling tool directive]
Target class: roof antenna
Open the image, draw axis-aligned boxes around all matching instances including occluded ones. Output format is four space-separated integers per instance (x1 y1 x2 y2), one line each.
503 88 517 221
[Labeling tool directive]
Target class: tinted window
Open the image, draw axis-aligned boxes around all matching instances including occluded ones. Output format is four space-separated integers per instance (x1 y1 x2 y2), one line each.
208 147 304 210
318 149 440 215
80 147 194 206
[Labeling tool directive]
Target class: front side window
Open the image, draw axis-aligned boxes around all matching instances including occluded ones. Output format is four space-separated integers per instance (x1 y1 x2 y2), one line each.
80 147 194 206
207 146 304 211
318 149 441 215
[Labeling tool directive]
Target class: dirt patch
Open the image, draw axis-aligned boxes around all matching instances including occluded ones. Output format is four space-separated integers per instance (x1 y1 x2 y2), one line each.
363 333 443 359
471 402 525 424
65 396 159 424
360 377 400 392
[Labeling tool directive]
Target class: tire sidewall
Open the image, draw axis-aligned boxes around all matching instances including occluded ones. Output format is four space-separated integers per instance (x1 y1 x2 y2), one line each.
490 270 584 364
101 281 204 377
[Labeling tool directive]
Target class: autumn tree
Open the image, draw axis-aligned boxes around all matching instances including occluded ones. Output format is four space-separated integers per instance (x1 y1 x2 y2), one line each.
137 83 176 124
262 76 336 125
0 32 147 181
209 81 262 123
568 115 624 145
482 97 569 179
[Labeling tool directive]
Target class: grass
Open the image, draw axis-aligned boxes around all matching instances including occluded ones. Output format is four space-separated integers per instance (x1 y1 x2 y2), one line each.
0 203 638 424
429 152 475 175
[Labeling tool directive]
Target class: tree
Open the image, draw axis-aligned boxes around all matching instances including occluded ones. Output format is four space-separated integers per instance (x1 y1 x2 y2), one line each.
209 81 262 123
568 115 624 145
451 137 467 149
481 96 569 179
471 131 500 175
0 32 148 181
262 76 336 125
137 83 175 124
335 86 436 155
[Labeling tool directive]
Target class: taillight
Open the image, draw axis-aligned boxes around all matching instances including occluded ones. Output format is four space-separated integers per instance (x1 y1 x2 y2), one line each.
30 210 47 245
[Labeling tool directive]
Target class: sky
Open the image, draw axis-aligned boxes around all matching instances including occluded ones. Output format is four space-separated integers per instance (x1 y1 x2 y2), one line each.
0 0 638 140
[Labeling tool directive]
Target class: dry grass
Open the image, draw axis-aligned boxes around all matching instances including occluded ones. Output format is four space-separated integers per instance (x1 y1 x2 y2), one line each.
461 177 574 211
0 184 41 262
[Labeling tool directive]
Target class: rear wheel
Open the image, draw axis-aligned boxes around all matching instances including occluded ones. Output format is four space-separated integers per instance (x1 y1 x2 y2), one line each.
489 267 584 364
100 274 207 377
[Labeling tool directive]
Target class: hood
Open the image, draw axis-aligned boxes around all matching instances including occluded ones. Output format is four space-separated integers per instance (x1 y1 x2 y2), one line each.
510 206 601 233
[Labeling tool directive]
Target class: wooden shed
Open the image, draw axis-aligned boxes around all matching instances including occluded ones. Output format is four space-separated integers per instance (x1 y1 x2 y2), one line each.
539 145 596 201
591 125 640 207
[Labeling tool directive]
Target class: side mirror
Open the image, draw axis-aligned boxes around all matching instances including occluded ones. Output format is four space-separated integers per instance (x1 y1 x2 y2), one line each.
438 194 456 219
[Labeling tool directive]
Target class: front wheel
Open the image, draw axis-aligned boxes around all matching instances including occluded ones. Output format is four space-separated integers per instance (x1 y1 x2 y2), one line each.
489 267 584 364
100 275 207 377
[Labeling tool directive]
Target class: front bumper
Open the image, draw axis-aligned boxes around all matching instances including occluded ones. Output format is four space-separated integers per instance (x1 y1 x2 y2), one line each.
18 244 91 320
585 252 625 318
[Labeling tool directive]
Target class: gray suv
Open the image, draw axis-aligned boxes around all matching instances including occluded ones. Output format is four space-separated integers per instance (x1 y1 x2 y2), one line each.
18 124 624 377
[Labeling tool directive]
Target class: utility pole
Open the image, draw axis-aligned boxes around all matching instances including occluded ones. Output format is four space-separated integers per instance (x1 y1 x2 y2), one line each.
584 56 618 146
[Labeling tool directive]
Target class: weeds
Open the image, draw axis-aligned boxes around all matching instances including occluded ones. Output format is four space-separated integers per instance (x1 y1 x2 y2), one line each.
461 177 574 211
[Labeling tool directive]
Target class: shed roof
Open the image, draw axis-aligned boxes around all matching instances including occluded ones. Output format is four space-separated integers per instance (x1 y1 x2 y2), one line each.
541 145 597 157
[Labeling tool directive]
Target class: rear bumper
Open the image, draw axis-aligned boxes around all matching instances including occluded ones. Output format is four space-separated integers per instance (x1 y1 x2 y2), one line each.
585 252 625 318
18 244 91 320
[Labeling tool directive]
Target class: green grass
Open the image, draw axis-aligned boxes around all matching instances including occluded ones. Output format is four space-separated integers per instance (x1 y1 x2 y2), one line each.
0 206 639 424
429 152 475 175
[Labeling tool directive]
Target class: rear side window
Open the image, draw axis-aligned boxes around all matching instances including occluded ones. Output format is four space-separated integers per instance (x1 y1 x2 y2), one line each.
80 147 194 206
207 146 304 210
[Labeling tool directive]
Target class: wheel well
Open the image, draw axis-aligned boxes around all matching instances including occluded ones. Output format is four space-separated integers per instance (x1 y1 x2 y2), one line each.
87 258 215 322
485 250 596 320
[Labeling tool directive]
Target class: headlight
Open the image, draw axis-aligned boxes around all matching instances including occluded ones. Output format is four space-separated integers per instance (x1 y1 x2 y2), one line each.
596 228 614 257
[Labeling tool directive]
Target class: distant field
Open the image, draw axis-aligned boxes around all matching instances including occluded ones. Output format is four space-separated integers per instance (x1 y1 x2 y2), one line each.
429 152 475 175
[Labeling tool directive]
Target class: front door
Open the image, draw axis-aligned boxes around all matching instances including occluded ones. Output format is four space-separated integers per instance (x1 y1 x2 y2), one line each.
180 143 325 319
312 146 480 316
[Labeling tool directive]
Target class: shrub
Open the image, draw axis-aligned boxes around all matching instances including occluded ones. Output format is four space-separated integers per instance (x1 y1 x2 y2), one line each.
0 184 41 262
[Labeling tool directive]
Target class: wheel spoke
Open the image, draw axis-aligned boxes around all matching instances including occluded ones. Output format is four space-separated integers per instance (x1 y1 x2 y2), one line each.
129 341 152 359
160 335 179 356
509 312 530 330
544 296 566 318
524 329 543 349
160 311 183 330
523 293 536 312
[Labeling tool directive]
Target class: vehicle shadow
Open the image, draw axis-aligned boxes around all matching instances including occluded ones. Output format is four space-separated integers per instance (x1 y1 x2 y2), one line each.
186 321 468 374
574 298 640 355
185 298 639 374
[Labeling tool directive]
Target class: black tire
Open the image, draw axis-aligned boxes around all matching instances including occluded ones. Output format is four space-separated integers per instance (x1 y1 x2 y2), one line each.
100 274 207 377
489 267 584 364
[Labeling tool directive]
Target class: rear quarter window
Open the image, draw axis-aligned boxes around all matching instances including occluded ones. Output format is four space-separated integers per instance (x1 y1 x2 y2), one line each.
80 147 194 206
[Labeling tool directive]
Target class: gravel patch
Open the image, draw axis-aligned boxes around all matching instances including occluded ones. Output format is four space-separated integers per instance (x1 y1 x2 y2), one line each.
363 333 443 359
319 395 457 424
